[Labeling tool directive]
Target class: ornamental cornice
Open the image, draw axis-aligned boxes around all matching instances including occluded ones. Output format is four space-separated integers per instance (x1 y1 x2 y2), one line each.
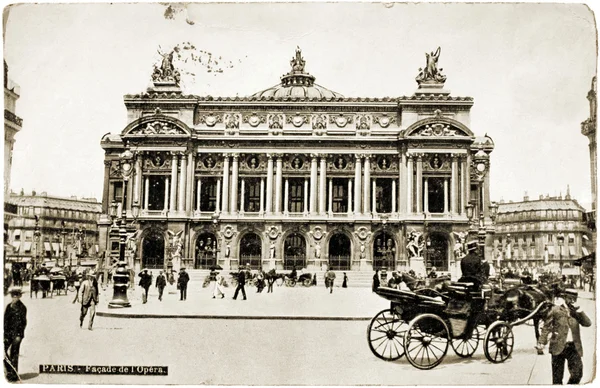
286 113 309 128
242 112 267 127
329 113 354 128
373 114 396 129
197 112 223 127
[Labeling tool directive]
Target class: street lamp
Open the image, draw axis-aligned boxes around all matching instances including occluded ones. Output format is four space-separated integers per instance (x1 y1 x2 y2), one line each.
33 215 41 272
557 232 565 271
60 221 67 267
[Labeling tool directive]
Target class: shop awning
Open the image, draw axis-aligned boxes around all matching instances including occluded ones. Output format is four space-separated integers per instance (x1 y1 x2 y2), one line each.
44 242 51 252
574 252 596 267
582 247 589 256
22 242 32 252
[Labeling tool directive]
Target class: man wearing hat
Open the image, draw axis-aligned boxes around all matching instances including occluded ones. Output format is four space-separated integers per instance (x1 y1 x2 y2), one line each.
79 272 99 330
537 289 591 384
155 270 167 301
138 269 152 304
458 241 486 288
4 287 27 381
177 267 190 301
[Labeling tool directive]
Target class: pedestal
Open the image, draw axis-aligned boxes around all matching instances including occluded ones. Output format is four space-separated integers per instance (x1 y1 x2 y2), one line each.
108 261 131 308
409 256 426 277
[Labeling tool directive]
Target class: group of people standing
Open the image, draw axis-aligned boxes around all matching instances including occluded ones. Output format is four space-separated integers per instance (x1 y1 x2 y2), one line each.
138 268 189 302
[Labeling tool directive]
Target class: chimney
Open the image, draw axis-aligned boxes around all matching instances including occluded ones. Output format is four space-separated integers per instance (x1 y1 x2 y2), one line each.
523 191 529 201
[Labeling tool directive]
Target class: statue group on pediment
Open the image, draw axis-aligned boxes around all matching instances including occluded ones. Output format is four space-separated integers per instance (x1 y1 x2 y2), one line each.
417 123 458 137
415 46 447 85
130 121 183 135
152 48 181 85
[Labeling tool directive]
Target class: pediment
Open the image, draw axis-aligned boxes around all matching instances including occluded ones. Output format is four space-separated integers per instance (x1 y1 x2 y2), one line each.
122 115 191 137
405 117 473 138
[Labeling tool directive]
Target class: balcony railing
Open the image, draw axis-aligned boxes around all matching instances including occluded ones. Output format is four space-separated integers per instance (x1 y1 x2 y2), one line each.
4 109 23 127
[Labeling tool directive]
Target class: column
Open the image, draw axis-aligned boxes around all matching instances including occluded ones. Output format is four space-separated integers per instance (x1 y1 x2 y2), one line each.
178 153 187 212
266 155 274 214
186 152 194 213
259 178 265 214
407 154 413 213
460 157 467 214
424 178 429 213
451 155 458 214
399 153 406 214
303 178 309 214
466 154 472 206
416 154 423 213
222 154 230 213
363 155 371 214
196 178 201 211
275 155 283 214
230 154 239 214
102 161 110 212
164 177 169 211
443 178 449 214
319 156 327 214
133 155 142 206
328 178 333 214
215 179 221 213
310 154 318 214
354 155 362 215
347 179 353 215
144 177 149 210
170 153 178 211
392 180 397 213
372 180 377 214
240 178 245 214
284 179 289 215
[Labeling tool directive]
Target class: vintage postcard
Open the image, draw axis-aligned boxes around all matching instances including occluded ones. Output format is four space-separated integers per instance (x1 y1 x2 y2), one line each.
2 1 597 385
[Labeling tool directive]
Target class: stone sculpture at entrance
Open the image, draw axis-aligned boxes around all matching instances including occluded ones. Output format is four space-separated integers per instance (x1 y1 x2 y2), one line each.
406 229 424 258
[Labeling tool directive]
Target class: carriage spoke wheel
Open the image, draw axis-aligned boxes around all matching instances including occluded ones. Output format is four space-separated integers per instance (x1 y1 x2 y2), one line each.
451 327 480 358
367 309 407 361
404 314 449 370
302 278 312 287
484 321 514 363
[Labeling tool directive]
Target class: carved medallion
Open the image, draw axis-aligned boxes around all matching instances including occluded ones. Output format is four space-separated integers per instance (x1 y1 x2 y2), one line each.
286 113 308 128
377 156 391 170
267 226 280 240
243 113 267 128
312 226 324 241
373 114 396 128
246 155 260 170
198 112 223 127
329 114 353 128
223 225 235 240
356 226 371 241
333 156 348 170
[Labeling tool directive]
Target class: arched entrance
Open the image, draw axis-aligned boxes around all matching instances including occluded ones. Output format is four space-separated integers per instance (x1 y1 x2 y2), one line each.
195 232 217 269
426 233 448 271
142 229 165 269
240 233 262 270
328 233 351 270
373 231 395 270
284 233 306 270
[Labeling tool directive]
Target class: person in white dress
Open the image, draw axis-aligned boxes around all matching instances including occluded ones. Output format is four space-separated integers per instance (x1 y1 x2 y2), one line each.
212 271 225 299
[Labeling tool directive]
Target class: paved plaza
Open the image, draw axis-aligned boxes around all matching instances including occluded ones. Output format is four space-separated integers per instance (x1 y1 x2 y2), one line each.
4 281 597 385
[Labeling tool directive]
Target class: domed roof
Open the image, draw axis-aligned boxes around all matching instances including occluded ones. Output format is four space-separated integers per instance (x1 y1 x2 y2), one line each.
250 47 344 100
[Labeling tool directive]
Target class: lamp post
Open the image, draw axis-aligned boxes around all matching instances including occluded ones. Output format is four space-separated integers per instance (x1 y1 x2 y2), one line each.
60 221 67 267
108 150 134 308
557 232 565 271
33 215 41 272
465 200 499 260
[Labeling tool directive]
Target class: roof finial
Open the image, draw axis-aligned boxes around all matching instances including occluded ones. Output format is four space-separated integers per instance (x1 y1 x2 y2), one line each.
566 185 571 200
290 46 306 73
281 46 315 87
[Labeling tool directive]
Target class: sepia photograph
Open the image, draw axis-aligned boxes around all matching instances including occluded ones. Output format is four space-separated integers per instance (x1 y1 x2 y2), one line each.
2 1 597 385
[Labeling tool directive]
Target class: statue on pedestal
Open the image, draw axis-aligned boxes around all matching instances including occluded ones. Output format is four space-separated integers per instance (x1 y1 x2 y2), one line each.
153 47 181 85
415 47 447 85
406 229 424 259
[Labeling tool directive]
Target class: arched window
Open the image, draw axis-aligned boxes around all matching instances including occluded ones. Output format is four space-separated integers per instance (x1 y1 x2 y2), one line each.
284 233 306 270
328 233 351 270
240 233 262 270
195 232 217 269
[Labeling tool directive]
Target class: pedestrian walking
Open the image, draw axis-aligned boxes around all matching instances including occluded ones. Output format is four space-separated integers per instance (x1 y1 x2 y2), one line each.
256 270 265 293
267 269 276 293
312 273 317 286
178 268 190 301
342 272 348 288
72 272 82 304
233 267 247 300
372 269 380 292
4 287 26 382
536 289 591 384
138 269 152 304
155 271 167 301
212 271 225 299
325 269 336 294
79 273 99 330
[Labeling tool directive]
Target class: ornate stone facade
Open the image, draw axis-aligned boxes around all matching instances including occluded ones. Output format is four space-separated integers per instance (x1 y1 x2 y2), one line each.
99 47 495 278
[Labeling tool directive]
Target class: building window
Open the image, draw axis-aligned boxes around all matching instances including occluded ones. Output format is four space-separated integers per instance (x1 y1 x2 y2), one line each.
426 177 446 213
375 178 393 213
332 178 348 213
199 178 217 212
568 233 575 244
244 178 261 212
288 178 304 213
547 234 553 243
112 182 123 204
148 176 166 210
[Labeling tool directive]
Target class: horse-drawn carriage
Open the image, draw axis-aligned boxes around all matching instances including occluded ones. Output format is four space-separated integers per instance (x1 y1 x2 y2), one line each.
367 279 553 369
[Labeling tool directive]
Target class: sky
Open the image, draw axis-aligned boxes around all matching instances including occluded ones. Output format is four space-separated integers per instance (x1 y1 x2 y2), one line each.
3 2 598 208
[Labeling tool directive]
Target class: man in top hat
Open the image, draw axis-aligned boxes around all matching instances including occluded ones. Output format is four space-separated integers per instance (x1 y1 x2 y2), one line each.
537 289 591 384
4 287 27 381
79 272 99 330
138 269 152 304
458 240 486 288
177 267 190 301
155 270 167 301
233 266 247 300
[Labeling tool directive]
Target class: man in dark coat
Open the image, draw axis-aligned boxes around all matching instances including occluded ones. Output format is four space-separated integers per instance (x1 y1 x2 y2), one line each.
138 270 152 304
4 288 27 382
372 269 380 292
177 268 190 301
459 241 485 288
537 289 592 384
79 273 99 330
155 271 167 301
233 267 247 300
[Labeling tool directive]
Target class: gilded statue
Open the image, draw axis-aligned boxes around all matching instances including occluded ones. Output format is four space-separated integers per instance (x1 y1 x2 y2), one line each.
416 46 447 84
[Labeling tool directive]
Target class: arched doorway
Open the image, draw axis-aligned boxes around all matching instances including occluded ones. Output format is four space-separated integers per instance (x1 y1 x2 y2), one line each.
195 232 217 269
329 233 351 270
284 233 306 270
240 233 262 270
373 231 395 270
142 229 165 269
425 233 448 271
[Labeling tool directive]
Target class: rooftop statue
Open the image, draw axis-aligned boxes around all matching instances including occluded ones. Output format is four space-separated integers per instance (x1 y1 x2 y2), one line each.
152 47 181 85
416 46 447 85
290 46 306 73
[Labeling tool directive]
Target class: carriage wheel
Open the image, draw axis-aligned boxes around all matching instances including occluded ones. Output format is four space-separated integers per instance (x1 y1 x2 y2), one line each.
367 309 407 361
451 327 480 358
484 321 514 363
404 314 449 370
302 278 312 287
